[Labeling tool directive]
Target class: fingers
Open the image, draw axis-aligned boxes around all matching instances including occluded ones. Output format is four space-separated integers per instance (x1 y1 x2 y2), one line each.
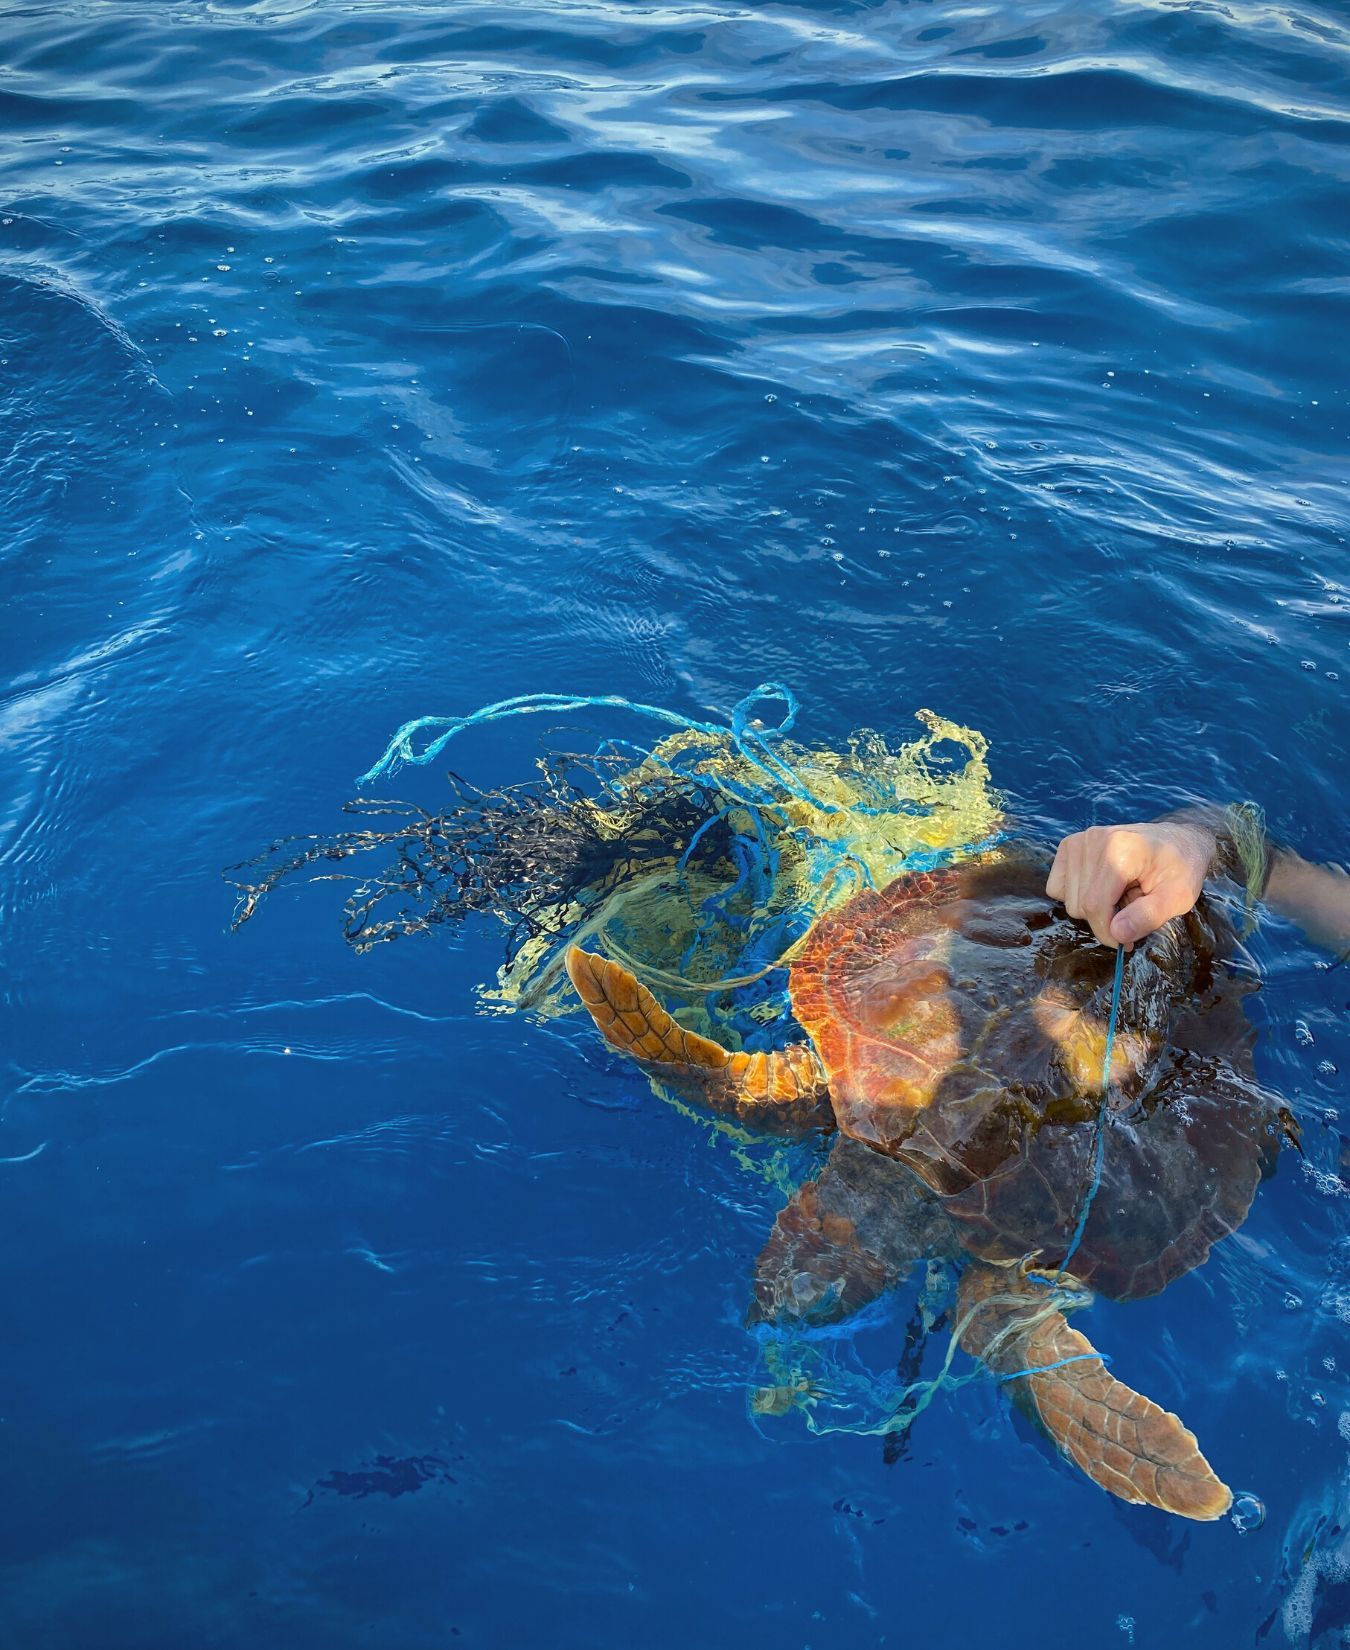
1044 837 1073 904
1081 830 1152 947
1109 878 1196 946
1047 827 1148 947
1047 824 1206 948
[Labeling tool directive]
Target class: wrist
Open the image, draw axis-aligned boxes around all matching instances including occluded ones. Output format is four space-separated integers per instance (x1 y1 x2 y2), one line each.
1156 807 1223 872
1158 804 1267 888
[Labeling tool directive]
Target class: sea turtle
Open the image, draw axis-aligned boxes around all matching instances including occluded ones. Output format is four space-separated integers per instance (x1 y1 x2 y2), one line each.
565 849 1284 1521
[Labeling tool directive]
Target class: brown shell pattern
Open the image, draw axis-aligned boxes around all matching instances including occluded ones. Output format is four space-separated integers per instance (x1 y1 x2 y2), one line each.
789 852 1276 1298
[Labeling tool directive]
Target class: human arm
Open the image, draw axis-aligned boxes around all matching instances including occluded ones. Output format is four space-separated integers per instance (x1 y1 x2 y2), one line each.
1263 846 1350 955
1046 811 1350 955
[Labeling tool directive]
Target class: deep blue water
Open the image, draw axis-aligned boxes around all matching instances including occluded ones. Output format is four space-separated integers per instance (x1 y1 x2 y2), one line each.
3 2 1350 1645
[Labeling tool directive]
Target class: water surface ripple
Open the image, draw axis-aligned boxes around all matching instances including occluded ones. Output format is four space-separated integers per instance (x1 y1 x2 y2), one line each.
1 3 1348 1647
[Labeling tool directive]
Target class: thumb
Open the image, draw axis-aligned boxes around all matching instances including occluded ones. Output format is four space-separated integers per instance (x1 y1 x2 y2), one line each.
1109 879 1194 946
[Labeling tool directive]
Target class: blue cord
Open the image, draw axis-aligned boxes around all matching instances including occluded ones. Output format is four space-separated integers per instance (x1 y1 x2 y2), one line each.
997 1349 1112 1383
967 945 1130 1402
1054 941 1126 1282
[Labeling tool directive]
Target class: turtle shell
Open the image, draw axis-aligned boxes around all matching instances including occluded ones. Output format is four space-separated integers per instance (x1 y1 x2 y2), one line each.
788 851 1277 1299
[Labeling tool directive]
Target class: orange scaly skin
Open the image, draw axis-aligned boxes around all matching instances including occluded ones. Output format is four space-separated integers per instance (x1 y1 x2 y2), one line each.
565 948 834 1134
957 1264 1232 1521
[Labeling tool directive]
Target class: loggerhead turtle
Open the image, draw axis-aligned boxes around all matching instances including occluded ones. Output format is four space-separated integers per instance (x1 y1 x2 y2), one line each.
565 849 1284 1521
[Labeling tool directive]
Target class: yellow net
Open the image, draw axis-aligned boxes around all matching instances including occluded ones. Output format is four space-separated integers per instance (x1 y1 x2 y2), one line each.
473 696 1005 1038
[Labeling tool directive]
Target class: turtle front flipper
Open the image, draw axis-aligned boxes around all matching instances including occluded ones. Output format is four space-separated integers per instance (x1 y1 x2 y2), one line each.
956 1263 1233 1522
750 1137 957 1325
566 947 834 1134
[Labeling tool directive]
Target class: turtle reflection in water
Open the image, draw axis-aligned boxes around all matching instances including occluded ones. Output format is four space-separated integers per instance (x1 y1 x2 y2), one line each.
567 850 1289 1521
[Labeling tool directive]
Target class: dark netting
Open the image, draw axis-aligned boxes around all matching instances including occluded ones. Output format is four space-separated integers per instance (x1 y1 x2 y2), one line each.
227 750 735 969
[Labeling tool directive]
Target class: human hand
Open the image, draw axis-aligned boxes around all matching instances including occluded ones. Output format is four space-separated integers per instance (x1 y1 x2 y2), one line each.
1046 821 1214 948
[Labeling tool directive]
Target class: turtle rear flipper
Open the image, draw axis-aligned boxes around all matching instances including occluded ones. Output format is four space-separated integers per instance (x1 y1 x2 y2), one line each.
958 1264 1233 1522
565 947 834 1134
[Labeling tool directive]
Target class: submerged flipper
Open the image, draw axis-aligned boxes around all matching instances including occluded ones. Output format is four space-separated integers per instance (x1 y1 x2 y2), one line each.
957 1264 1232 1522
566 946 834 1134
750 1137 958 1325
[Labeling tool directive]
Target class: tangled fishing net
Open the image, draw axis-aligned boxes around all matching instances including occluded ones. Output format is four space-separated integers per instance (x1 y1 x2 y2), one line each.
749 1261 1103 1447
229 686 1003 1045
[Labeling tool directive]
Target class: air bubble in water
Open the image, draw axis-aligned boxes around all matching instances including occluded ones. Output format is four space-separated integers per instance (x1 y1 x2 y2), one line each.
1295 1020 1315 1046
1231 1493 1265 1532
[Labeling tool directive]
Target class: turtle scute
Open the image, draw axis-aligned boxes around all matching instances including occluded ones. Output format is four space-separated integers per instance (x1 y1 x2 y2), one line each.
788 854 1273 1299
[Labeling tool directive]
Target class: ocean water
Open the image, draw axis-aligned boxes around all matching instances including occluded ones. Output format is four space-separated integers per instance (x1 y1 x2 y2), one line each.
2 1 1349 1645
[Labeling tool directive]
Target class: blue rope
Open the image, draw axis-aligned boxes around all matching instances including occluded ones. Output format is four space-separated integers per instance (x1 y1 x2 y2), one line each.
359 686 832 808
958 946 1128 1403
997 1349 1112 1383
1053 941 1127 1284
357 686 919 826
986 949 1123 1380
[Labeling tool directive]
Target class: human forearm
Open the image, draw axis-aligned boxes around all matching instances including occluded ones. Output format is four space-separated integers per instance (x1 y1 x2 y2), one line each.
1263 847 1350 955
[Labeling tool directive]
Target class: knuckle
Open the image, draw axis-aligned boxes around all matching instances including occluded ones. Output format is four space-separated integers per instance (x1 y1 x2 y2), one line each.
1103 830 1139 870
